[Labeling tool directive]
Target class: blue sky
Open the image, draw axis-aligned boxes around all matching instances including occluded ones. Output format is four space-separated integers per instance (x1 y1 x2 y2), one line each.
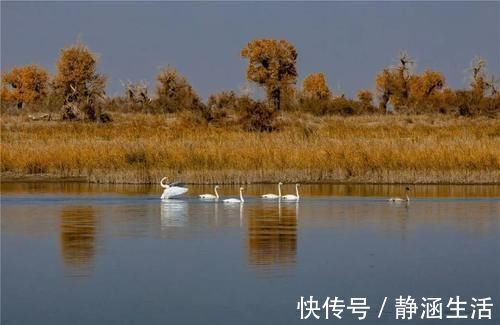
1 1 499 99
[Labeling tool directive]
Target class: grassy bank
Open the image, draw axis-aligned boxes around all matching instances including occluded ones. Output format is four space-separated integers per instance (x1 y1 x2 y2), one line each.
1 113 499 184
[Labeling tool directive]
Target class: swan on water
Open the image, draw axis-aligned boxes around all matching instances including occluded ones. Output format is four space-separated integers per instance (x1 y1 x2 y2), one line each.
223 187 245 203
160 177 189 200
199 185 221 200
282 183 300 201
262 182 283 199
388 187 411 202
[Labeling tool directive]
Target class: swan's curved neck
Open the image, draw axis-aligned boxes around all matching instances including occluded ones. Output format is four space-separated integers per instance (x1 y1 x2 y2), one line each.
295 184 300 198
240 189 244 202
160 177 168 189
214 187 219 199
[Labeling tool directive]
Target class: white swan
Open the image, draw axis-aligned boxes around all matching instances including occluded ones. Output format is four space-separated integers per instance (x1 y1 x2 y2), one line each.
160 177 189 200
199 185 220 200
388 187 411 202
282 183 300 201
223 187 244 203
262 182 282 199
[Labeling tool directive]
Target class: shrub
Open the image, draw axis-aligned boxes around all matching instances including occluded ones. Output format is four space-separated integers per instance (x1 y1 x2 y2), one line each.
356 90 378 114
299 95 370 116
239 98 277 132
207 90 238 111
327 97 359 115
154 66 202 113
123 80 151 105
298 95 331 115
454 90 500 117
203 90 236 122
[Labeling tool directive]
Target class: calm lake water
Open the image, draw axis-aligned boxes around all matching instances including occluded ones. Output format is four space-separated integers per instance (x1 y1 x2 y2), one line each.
1 183 499 324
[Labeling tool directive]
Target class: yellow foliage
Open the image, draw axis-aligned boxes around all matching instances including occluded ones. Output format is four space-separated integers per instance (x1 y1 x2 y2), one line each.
406 69 446 111
54 41 105 100
241 39 297 110
302 73 331 100
409 70 445 99
357 89 373 106
375 68 401 110
155 66 201 112
1 64 49 108
375 52 416 111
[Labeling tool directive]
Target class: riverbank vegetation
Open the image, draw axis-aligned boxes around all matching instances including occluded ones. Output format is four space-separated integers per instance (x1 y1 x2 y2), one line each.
1 39 499 184
1 113 499 184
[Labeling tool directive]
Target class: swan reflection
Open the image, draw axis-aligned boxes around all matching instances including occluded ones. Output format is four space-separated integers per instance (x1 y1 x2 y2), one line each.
217 201 244 228
160 200 188 228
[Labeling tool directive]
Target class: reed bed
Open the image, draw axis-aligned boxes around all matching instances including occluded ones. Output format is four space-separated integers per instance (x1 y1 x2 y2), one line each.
1 113 499 184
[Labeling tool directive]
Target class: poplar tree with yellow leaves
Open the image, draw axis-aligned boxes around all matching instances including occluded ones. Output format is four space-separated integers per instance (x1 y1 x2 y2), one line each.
54 41 106 100
302 73 332 100
375 51 414 112
54 41 107 120
241 39 298 111
1 64 49 109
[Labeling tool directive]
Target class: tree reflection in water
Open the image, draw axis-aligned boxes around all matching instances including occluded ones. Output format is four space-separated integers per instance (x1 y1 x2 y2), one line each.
247 202 298 270
59 206 97 276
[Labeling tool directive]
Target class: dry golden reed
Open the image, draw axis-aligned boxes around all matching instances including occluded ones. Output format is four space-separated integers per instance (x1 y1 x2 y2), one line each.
1 113 499 184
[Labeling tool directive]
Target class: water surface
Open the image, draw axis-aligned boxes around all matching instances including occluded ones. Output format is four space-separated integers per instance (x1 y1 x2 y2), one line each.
2 183 499 324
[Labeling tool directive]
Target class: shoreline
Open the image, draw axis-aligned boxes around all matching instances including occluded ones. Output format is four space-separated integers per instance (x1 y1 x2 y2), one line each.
2 169 499 185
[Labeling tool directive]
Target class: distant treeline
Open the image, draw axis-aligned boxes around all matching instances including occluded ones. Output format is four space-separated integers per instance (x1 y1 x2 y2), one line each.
1 39 499 129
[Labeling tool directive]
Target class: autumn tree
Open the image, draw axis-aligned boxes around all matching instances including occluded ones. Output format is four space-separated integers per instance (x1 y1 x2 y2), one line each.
375 51 414 112
408 69 445 111
54 42 106 101
54 41 106 120
461 57 500 116
375 68 398 111
155 66 202 113
409 70 445 98
297 72 334 115
302 73 331 100
357 89 373 106
1 64 49 109
241 39 298 111
395 52 414 103
469 56 488 98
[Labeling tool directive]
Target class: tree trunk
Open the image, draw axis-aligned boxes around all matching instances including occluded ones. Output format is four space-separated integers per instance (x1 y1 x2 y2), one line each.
271 87 281 111
379 92 390 112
